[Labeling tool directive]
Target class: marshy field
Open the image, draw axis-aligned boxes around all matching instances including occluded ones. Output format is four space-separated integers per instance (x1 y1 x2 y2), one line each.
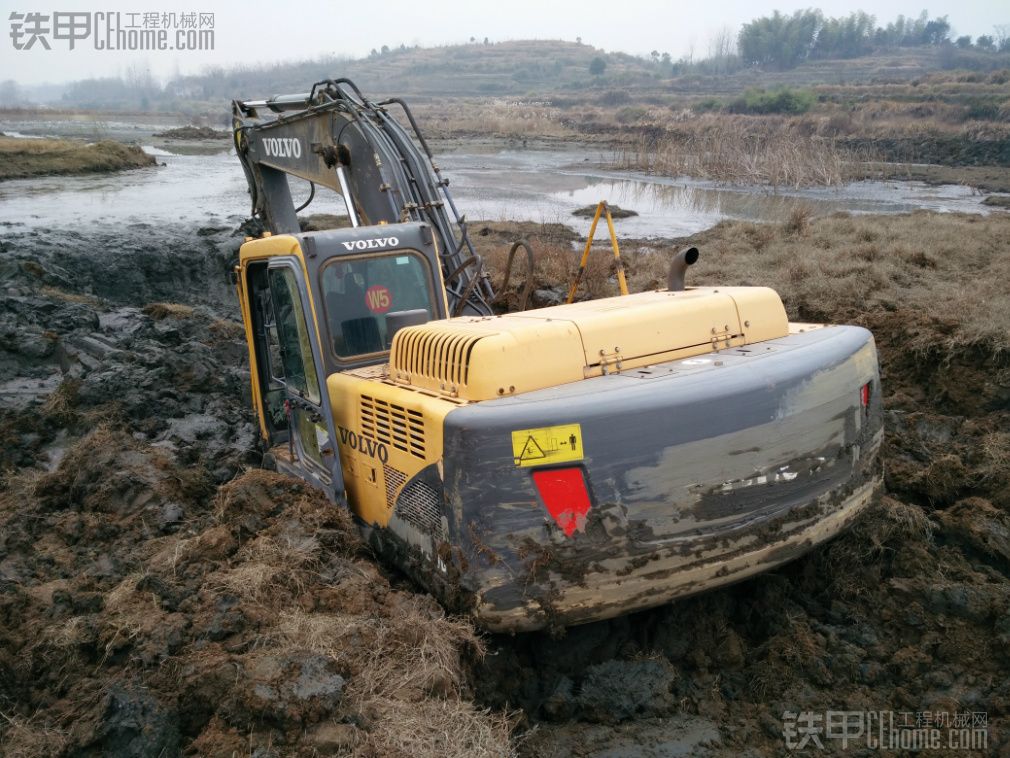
2 32 1010 758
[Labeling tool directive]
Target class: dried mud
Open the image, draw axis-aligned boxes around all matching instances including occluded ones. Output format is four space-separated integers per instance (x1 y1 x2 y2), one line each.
1 217 1008 756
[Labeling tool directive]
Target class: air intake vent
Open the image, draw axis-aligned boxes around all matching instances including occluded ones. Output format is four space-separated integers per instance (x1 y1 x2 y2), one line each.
383 464 407 510
391 328 485 388
395 479 446 539
360 395 426 459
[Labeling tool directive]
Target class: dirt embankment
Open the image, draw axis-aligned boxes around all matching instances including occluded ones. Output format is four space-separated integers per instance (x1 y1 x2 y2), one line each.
837 133 1010 168
153 126 230 141
0 137 156 181
1 212 1009 756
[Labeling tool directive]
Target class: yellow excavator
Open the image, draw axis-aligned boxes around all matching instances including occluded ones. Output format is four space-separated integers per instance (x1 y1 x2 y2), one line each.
231 78 883 632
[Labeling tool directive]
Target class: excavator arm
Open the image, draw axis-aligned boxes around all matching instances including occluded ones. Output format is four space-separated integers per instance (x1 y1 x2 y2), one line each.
232 78 495 316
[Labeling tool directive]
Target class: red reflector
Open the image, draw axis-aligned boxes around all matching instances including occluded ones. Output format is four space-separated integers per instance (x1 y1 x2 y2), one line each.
532 467 592 537
860 382 871 407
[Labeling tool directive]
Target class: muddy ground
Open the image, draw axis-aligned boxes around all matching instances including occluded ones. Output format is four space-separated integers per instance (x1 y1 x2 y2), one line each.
1 215 1009 756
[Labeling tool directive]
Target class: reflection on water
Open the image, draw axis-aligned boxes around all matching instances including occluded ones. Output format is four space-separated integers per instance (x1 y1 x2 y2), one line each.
0 131 1001 236
441 147 998 238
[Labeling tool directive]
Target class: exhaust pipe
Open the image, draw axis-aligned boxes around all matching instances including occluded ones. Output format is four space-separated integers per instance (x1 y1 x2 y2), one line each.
667 247 699 292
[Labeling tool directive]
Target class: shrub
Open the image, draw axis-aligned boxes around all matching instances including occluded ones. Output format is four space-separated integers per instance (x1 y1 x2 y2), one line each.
615 106 649 123
597 90 630 106
692 97 723 113
726 87 816 115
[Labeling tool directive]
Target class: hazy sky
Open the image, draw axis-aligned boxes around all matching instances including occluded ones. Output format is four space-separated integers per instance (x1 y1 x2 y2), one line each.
3 0 1008 85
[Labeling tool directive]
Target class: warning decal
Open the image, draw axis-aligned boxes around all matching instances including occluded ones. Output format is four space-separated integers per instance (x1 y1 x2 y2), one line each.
511 423 583 467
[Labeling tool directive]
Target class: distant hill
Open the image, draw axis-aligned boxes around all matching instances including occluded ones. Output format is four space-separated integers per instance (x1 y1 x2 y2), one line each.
53 40 662 112
15 38 1010 114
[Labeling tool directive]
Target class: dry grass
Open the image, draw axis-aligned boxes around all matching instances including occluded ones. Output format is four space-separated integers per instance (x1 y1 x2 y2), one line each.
2 452 516 756
978 432 1010 484
212 533 319 603
412 100 575 140
480 212 1010 356
208 318 246 340
40 378 81 424
353 697 517 758
615 117 853 187
142 302 195 320
0 710 69 758
0 136 155 180
621 211 1010 355
871 497 935 550
38 286 102 306
268 599 516 758
816 496 935 602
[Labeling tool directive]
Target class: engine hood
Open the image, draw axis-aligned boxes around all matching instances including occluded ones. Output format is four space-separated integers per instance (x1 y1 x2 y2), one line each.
388 287 789 402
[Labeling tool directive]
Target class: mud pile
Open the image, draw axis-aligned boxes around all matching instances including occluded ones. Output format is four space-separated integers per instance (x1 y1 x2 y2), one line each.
0 138 156 181
0 227 513 757
2 216 1008 756
153 126 230 141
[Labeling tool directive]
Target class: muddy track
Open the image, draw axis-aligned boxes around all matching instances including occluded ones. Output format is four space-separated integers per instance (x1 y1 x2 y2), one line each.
1 222 1008 756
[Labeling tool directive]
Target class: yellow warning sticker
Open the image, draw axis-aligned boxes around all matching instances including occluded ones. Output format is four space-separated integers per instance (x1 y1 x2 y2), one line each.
511 423 584 467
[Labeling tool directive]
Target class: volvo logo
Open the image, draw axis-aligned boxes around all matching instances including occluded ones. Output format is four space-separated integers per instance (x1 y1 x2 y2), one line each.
337 425 389 463
341 237 400 251
262 137 302 159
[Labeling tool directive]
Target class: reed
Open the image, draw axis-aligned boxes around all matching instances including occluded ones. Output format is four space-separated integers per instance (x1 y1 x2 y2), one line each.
614 122 853 188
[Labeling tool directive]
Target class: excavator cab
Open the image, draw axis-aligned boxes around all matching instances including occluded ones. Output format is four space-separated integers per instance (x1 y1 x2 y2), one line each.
235 222 447 492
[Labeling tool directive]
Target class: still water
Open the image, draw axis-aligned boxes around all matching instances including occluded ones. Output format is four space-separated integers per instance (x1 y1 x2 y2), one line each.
0 132 1002 236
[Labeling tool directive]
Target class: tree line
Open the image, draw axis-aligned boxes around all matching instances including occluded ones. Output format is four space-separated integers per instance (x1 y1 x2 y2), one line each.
738 10 1009 69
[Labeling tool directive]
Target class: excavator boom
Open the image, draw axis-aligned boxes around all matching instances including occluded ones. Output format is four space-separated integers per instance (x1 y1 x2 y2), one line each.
233 78 494 316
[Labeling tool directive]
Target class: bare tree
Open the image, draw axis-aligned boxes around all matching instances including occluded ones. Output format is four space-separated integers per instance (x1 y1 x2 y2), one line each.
0 80 22 107
706 25 736 73
994 24 1010 51
707 25 736 60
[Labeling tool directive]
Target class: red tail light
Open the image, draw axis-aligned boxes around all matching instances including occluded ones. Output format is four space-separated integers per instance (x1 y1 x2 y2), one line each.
860 382 871 408
532 467 592 537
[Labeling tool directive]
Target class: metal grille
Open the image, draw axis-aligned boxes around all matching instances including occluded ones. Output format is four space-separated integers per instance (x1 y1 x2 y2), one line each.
383 464 407 510
394 480 445 538
360 395 426 459
391 328 485 388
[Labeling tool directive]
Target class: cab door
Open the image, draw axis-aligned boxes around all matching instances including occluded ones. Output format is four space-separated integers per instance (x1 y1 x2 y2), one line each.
251 257 344 498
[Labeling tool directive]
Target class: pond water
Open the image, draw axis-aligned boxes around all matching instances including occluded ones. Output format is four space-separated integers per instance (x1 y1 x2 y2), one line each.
0 120 1003 236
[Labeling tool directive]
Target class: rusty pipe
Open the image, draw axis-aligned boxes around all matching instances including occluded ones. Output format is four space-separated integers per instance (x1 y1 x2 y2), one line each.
667 246 699 292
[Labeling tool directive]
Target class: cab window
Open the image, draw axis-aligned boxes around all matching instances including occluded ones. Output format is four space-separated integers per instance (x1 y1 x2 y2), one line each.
320 251 436 359
268 266 321 405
